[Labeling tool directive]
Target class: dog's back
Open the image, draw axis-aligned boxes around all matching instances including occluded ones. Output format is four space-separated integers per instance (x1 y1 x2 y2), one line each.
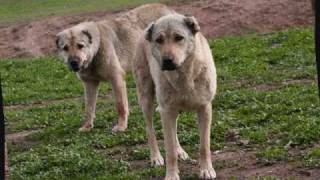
96 4 174 73
124 3 175 29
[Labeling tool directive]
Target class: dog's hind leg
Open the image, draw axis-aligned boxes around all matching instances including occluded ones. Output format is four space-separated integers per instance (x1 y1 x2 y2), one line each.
197 103 216 179
111 73 129 132
79 80 100 132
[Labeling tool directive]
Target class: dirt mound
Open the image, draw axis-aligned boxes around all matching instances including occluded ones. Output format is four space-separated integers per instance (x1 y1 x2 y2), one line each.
0 0 314 59
0 11 122 59
175 0 314 37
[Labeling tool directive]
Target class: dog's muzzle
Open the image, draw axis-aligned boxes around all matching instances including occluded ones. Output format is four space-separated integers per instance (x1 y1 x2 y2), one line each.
161 58 177 71
68 56 80 72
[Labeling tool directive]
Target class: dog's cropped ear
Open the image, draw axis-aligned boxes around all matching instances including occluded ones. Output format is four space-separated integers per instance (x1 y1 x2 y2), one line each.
145 23 155 42
184 16 200 35
82 30 92 44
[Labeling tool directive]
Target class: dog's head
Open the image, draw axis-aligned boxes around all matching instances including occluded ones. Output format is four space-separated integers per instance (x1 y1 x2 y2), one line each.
55 22 100 72
145 14 200 71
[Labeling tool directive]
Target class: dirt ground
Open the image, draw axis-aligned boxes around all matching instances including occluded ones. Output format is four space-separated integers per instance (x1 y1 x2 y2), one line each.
7 128 320 179
0 0 314 59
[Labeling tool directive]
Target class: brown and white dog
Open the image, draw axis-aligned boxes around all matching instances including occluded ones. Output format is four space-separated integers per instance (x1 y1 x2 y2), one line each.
55 4 173 132
133 14 217 179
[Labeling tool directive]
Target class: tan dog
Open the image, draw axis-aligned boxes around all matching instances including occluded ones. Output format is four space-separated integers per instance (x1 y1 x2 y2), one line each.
56 4 173 132
133 14 217 179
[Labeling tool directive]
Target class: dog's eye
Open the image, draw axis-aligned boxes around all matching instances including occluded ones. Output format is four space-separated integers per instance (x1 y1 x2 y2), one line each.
175 35 184 42
63 45 69 51
77 43 84 49
155 37 164 44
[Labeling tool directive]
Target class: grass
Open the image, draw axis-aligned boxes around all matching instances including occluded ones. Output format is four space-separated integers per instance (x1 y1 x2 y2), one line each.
303 147 320 168
256 147 288 164
3 28 320 179
0 0 168 25
0 58 83 105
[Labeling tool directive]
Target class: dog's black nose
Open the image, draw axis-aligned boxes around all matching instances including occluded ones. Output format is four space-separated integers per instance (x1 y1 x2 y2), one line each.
70 61 79 71
161 58 176 71
68 57 80 72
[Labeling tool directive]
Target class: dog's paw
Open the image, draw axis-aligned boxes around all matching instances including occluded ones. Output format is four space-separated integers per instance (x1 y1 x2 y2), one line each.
151 154 164 167
112 125 127 132
199 168 216 179
155 106 161 112
164 172 180 180
78 127 92 132
177 147 189 161
78 122 93 132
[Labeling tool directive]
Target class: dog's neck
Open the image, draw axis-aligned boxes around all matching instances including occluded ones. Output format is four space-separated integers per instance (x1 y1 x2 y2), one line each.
88 50 99 69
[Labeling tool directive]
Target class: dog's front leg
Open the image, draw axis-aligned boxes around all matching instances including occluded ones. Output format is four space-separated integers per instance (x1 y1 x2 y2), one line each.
110 74 129 132
197 103 216 179
79 80 100 132
136 79 163 166
160 108 180 180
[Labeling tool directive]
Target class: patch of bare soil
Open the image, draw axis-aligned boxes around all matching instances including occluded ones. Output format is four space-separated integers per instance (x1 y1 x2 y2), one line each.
4 97 81 111
4 94 112 111
174 0 314 38
0 11 122 59
6 129 40 143
104 144 320 179
0 0 314 59
250 79 317 91
212 151 318 180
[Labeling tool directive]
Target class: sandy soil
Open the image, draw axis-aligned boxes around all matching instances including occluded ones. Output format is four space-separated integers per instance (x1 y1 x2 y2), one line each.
0 0 314 59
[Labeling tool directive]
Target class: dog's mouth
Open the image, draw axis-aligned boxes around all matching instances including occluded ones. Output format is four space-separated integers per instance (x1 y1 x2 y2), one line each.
161 65 177 71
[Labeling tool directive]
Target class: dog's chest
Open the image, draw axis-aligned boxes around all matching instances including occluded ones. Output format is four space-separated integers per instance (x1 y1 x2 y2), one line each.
156 70 215 110
78 61 110 82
